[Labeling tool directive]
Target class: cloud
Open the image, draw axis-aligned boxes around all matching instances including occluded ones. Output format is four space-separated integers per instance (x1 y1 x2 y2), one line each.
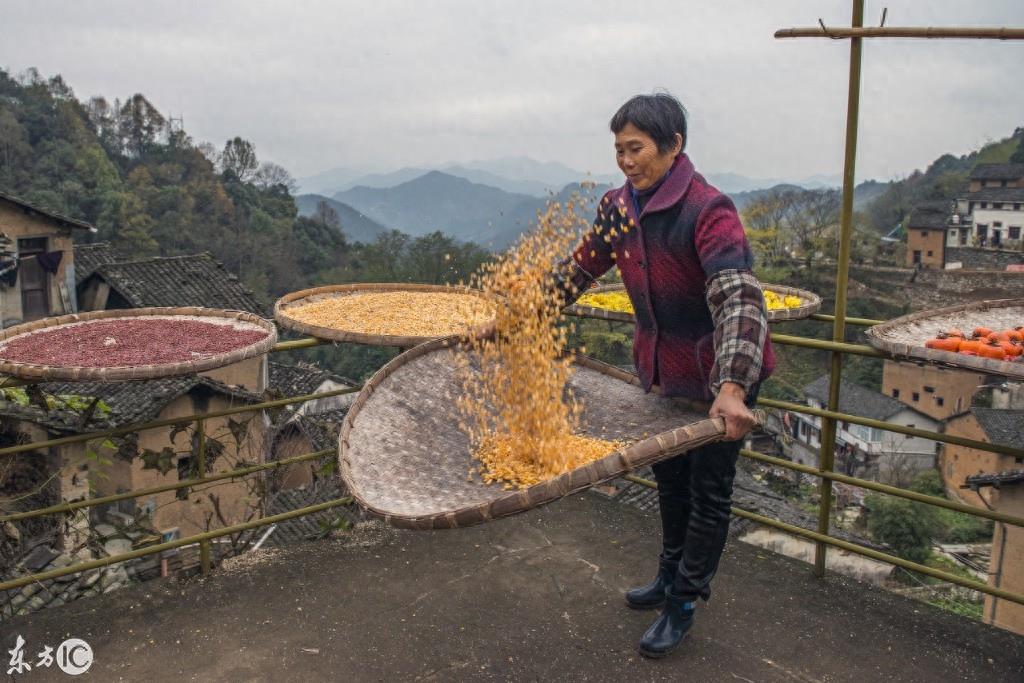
3 0 1023 182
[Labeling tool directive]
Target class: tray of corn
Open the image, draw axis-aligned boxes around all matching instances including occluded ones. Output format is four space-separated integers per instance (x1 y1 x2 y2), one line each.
338 337 762 529
565 282 821 323
274 283 497 347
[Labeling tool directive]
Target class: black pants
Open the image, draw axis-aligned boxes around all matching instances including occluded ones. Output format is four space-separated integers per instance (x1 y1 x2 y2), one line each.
651 388 758 602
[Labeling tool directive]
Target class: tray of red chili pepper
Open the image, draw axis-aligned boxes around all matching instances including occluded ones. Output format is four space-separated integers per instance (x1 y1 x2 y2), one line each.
865 298 1024 379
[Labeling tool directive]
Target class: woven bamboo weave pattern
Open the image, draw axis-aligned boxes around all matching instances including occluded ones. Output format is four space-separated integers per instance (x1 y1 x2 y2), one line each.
339 338 762 529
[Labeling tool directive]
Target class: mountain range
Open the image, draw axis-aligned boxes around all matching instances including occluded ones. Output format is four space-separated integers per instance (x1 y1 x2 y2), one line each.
297 171 611 250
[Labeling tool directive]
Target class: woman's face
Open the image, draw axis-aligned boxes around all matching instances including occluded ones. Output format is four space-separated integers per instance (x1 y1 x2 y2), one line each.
614 122 682 191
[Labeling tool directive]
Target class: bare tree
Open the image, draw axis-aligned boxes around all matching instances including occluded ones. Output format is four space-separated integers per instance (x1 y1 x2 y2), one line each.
219 137 259 183
255 162 298 193
313 200 341 230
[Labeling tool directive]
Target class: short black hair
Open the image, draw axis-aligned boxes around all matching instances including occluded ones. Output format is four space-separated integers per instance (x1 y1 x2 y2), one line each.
609 93 688 153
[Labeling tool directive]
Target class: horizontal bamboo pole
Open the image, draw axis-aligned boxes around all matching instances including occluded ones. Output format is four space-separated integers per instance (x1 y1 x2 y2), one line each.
0 497 354 592
739 448 1024 528
621 474 1024 607
0 449 334 524
775 27 1024 40
758 397 1024 459
808 313 882 327
769 332 886 358
0 385 362 458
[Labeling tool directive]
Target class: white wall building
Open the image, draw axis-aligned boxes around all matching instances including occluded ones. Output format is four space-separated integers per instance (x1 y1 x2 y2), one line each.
948 164 1024 250
783 376 941 485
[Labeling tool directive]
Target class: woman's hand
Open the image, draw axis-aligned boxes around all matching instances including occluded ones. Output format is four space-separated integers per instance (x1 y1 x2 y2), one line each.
709 382 757 441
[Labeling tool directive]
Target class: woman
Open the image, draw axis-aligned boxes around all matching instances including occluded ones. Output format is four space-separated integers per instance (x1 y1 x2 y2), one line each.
558 93 774 658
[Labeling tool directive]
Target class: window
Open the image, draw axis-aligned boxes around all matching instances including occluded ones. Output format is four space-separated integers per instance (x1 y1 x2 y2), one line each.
994 221 1003 228
1014 203 1021 211
994 204 1004 210
912 392 920 401
937 397 945 407
892 389 900 398
955 397 963 412
924 386 934 393
927 250 933 257
920 231 928 238
1010 226 1021 240
176 455 193 480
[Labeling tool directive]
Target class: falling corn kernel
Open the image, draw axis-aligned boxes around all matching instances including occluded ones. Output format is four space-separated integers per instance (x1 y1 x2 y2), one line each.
457 193 623 489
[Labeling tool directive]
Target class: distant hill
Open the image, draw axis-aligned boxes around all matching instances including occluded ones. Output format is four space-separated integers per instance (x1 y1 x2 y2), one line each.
728 180 890 212
333 171 615 250
294 194 391 244
334 171 537 246
861 127 1024 233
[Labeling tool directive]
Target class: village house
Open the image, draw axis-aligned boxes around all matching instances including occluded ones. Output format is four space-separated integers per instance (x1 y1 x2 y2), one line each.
948 163 1024 250
783 376 940 486
905 200 950 269
942 408 1024 508
881 360 986 421
0 191 95 327
266 361 356 491
963 470 1024 637
74 248 268 393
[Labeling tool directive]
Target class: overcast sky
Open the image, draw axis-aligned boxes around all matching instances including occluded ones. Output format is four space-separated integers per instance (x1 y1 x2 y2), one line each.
5 1 1023 183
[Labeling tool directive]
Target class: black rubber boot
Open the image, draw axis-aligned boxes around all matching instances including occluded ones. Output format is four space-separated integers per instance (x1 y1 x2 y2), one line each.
638 594 696 659
625 559 676 609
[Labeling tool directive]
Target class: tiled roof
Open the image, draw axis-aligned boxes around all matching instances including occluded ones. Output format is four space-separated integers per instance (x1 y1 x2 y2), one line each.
964 469 1024 489
969 163 1024 181
258 479 360 547
972 408 1024 451
49 375 261 426
962 187 1024 202
906 201 951 231
268 361 356 398
72 242 121 285
86 254 266 315
802 376 916 422
0 190 95 231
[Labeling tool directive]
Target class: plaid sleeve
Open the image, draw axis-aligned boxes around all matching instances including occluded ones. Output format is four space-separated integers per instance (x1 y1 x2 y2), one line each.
706 269 768 395
552 258 598 307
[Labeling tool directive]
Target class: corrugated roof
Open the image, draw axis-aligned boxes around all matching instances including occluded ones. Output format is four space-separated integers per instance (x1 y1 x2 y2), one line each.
72 242 121 285
802 375 918 422
86 253 266 315
0 190 95 231
971 408 1024 451
969 163 1024 181
906 201 951 231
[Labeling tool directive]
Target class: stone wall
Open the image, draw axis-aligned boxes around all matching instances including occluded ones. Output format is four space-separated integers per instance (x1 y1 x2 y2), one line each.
946 247 1024 271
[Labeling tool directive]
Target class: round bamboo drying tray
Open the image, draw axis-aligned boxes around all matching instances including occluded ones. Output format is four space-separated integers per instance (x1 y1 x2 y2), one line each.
274 283 496 348
565 282 821 323
865 298 1024 380
0 307 277 382
338 337 765 529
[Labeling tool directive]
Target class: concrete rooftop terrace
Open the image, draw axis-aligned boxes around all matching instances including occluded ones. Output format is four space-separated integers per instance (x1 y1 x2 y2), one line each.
5 493 1023 682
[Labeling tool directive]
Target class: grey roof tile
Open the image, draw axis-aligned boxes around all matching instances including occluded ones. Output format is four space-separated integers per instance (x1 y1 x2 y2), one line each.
802 375 916 422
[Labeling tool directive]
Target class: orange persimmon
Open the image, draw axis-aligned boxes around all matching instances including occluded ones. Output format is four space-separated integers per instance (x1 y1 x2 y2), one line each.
973 327 994 338
977 343 1007 360
925 337 962 352
958 339 983 354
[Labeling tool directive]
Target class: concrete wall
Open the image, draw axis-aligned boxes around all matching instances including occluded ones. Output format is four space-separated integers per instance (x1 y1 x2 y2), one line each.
881 361 985 421
0 201 79 326
271 431 317 490
985 485 1024 636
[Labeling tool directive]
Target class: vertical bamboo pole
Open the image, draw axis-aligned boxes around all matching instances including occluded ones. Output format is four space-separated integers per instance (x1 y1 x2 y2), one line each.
196 418 210 576
815 0 864 577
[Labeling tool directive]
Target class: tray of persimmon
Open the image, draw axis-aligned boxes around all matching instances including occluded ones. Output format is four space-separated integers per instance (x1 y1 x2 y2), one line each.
865 299 1024 379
